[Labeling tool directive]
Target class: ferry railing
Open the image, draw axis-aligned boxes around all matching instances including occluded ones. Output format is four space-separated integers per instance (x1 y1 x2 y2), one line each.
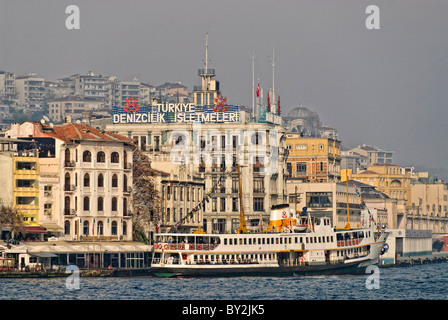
153 242 219 251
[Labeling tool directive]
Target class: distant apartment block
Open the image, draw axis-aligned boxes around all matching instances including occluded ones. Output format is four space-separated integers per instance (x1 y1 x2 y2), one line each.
0 71 17 105
347 144 394 166
15 74 45 109
48 95 106 123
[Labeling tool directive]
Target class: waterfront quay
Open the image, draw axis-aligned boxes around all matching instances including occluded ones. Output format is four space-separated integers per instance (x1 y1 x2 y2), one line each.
0 240 153 277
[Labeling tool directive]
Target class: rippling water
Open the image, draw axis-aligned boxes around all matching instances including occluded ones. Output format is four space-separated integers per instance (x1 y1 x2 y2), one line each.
1 263 447 300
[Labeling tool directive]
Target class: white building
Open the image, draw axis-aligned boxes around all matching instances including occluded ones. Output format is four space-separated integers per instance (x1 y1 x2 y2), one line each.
7 121 135 241
15 74 45 109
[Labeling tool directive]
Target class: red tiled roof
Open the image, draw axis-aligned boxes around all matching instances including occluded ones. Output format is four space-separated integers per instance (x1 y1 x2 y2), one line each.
40 122 134 146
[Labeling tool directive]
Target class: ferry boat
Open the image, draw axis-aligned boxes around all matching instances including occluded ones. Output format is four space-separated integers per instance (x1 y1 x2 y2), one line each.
150 204 388 277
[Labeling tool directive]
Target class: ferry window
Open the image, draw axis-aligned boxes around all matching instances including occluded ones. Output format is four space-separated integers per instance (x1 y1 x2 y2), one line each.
239 239 243 245
319 237 322 243
306 237 309 244
295 237 298 244
244 238 247 245
276 238 279 245
248 238 252 245
262 238 265 245
280 238 283 244
224 238 227 245
229 239 232 245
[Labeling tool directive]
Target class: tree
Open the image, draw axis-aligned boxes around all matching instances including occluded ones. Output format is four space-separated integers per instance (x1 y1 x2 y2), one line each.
0 203 25 240
131 150 163 243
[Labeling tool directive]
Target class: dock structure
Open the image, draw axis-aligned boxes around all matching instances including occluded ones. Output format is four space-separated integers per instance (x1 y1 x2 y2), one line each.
392 251 448 267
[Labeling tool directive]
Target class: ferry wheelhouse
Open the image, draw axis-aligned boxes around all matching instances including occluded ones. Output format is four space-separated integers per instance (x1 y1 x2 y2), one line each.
150 204 388 277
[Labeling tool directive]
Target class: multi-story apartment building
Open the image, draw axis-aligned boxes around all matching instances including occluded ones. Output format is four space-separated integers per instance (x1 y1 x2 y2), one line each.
7 121 135 241
0 70 17 105
0 138 43 239
341 150 369 173
48 95 105 123
285 134 341 182
15 74 45 109
347 144 394 167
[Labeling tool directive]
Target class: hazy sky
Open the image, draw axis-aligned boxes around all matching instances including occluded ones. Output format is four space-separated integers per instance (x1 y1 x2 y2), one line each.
1 0 448 175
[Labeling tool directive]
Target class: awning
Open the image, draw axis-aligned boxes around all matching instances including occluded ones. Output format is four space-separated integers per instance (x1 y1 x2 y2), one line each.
29 252 57 258
24 226 47 234
40 223 63 232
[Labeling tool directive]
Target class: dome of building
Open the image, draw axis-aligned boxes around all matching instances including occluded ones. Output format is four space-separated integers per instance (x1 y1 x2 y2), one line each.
286 106 318 119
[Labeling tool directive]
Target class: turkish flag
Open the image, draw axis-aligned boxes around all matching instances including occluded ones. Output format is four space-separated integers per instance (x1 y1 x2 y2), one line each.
256 82 260 98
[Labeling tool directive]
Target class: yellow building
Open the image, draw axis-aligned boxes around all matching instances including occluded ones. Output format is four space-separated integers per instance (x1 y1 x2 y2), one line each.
286 133 341 182
344 164 411 203
0 138 40 231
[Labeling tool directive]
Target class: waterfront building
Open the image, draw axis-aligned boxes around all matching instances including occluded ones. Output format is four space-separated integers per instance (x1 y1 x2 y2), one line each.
149 164 205 233
0 138 40 232
285 133 341 182
106 53 287 234
347 164 411 207
346 144 394 167
6 121 135 241
407 173 448 234
48 95 106 123
286 180 363 229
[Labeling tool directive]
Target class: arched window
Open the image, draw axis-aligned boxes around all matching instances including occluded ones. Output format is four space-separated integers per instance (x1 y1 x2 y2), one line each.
83 150 92 162
83 196 90 211
123 198 128 216
111 221 117 235
123 174 128 192
112 174 118 188
97 221 104 236
98 197 104 211
64 172 71 191
123 221 127 236
83 173 90 187
112 197 118 211
64 148 71 166
83 221 89 236
98 173 104 188
64 220 70 235
97 151 105 163
64 196 71 215
111 152 119 163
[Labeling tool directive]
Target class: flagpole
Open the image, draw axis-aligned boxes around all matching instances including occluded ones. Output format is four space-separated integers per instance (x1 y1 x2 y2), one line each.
250 50 255 122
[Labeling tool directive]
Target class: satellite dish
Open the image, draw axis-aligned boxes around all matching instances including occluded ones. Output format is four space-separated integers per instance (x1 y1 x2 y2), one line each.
75 120 81 124
40 119 45 124
49 123 54 128
43 116 50 122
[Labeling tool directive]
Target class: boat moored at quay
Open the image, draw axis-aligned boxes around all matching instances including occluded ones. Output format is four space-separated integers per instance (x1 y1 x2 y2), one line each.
150 204 388 277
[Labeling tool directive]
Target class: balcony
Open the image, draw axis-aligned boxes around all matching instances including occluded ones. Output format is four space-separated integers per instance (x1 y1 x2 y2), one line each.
198 68 215 77
64 209 76 216
64 184 76 192
64 161 76 168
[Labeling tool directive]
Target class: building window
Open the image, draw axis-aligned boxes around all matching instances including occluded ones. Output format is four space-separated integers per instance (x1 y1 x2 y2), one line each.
112 197 117 211
98 197 104 211
83 221 89 236
83 197 90 211
220 197 226 211
83 173 90 187
97 151 105 163
296 162 307 173
307 192 332 208
97 221 104 235
64 220 70 235
254 197 264 211
111 221 117 235
83 151 91 162
232 197 238 212
123 221 127 235
111 152 119 163
112 174 118 188
98 173 104 188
